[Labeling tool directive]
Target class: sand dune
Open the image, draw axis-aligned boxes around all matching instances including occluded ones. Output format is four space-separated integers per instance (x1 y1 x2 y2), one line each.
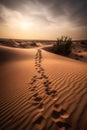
0 45 87 130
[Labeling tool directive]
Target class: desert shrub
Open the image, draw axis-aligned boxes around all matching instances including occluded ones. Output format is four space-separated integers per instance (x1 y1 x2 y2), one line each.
0 39 16 47
53 36 72 55
79 55 83 58
80 41 87 45
30 42 37 46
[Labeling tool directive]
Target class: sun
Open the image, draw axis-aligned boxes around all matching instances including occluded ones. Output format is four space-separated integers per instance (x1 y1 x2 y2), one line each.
20 22 29 30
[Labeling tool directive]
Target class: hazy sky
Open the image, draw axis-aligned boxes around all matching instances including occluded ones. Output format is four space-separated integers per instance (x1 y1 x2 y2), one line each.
0 0 87 40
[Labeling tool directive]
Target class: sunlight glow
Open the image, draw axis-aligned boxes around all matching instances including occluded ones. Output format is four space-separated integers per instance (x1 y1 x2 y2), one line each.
20 22 30 30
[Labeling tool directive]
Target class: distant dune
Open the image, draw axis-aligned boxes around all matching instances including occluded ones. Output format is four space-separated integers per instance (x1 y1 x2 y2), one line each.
0 44 87 130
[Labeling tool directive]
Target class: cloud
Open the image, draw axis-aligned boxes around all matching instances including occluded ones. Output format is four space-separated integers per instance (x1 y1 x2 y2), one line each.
0 0 87 39
0 1 53 27
0 0 87 27
0 5 22 24
38 0 87 26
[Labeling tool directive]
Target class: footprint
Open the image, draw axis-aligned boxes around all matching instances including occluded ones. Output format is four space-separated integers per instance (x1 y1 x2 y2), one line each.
48 81 51 85
32 102 40 106
41 72 44 75
44 81 51 86
54 104 60 108
38 70 41 73
35 67 38 70
51 110 60 119
45 89 57 97
34 97 43 102
52 95 58 101
56 121 71 129
33 86 36 89
40 70 44 73
51 104 71 129
45 86 50 90
44 76 48 79
52 105 69 119
38 59 41 61
29 82 34 85
51 110 71 129
60 109 69 119
37 64 41 67
51 90 57 100
35 57 38 60
51 110 63 125
38 102 44 112
53 104 63 114
45 87 50 90
31 88 35 91
51 90 57 94
46 91 52 95
38 77 43 79
33 76 37 78
35 64 37 66
32 79 36 83
43 81 50 87
33 93 39 97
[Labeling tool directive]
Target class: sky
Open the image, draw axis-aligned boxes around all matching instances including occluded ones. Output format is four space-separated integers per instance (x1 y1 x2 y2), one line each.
0 0 87 40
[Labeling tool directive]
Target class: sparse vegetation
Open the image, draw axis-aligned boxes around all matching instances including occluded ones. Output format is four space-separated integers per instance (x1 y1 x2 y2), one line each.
53 36 72 56
30 42 37 46
80 41 87 45
0 39 37 48
0 39 16 47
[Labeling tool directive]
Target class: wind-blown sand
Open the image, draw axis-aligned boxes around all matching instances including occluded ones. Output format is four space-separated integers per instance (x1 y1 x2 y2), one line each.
0 45 87 130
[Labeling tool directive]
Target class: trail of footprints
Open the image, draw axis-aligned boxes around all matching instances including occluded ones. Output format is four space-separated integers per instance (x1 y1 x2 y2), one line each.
28 49 71 130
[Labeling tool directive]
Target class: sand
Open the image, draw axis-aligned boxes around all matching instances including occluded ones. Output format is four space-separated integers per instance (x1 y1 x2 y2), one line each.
0 45 87 130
